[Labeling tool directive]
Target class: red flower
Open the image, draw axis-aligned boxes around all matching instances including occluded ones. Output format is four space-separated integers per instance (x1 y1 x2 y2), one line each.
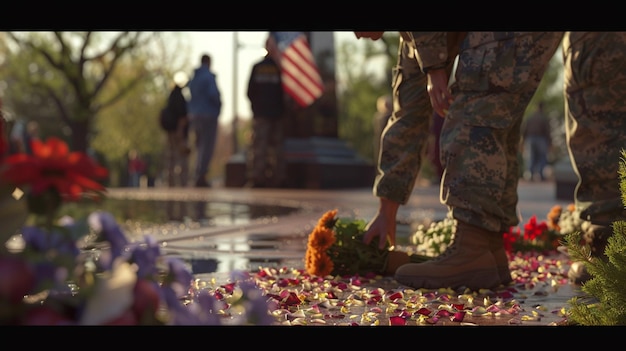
0 137 108 201
523 215 548 241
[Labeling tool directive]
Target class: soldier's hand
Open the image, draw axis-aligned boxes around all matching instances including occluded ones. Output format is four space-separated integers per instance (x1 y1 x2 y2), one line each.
363 198 400 250
354 32 385 40
427 68 453 117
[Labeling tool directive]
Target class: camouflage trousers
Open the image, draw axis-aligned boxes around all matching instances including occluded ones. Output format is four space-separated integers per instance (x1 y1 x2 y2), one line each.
564 32 626 225
374 35 459 204
442 32 564 232
247 117 286 187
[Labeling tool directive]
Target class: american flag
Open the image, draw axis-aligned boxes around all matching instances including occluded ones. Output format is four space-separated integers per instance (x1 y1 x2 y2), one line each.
270 31 324 107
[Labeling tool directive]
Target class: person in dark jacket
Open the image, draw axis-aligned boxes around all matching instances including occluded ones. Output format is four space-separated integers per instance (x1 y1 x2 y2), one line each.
245 35 286 188
164 72 190 187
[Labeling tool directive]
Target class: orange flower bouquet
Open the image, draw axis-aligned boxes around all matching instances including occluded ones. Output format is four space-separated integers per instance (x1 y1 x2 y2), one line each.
304 210 429 277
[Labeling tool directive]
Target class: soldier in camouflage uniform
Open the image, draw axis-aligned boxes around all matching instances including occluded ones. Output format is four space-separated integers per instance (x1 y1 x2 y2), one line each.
563 32 626 284
391 32 564 290
356 31 514 288
354 32 437 249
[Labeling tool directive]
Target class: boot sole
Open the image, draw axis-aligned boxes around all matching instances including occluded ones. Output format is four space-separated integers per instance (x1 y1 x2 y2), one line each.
396 268 501 291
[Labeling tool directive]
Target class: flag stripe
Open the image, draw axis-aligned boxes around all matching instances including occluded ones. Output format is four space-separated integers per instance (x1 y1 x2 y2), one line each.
281 56 323 102
289 38 323 85
282 50 324 95
272 31 323 107
282 75 315 106
282 51 320 91
281 57 323 97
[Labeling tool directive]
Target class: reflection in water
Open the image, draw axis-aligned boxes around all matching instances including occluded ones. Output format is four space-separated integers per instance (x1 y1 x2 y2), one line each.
62 198 299 228
161 232 309 275
189 258 218 274
176 253 301 275
62 198 304 275
166 200 190 222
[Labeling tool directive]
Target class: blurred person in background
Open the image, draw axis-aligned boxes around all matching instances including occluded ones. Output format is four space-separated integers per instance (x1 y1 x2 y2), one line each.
162 71 191 187
187 53 222 188
127 149 146 188
9 119 39 155
245 34 287 188
521 101 552 181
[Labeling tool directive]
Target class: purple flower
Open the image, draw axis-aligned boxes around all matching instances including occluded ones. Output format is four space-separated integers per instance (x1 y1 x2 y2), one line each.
194 289 222 325
161 286 221 325
128 235 161 280
166 257 193 290
232 271 277 325
21 225 80 258
20 225 79 290
88 211 129 261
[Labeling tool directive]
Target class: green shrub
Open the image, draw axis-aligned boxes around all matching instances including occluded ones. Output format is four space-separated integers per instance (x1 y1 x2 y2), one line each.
565 149 626 325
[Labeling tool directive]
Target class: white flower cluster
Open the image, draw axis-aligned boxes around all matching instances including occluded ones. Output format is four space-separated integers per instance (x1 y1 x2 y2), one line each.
408 213 456 257
557 207 585 236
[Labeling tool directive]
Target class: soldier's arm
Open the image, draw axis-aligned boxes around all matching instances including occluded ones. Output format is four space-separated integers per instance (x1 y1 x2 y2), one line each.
409 32 453 116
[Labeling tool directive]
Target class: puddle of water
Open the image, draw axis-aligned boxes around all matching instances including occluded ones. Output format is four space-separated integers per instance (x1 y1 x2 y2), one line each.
60 198 305 275
161 232 308 274
62 198 299 228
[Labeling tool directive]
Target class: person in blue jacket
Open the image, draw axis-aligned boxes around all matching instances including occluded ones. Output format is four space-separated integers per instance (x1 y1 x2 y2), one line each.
187 53 222 188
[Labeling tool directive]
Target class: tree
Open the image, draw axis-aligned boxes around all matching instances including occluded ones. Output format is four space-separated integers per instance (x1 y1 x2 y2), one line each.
0 32 158 152
0 31 196 186
336 33 399 163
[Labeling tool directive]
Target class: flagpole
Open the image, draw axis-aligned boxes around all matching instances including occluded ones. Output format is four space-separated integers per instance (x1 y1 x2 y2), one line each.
232 31 239 154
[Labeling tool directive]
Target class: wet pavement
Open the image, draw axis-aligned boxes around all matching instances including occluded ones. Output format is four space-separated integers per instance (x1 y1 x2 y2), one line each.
106 179 581 326
106 179 572 273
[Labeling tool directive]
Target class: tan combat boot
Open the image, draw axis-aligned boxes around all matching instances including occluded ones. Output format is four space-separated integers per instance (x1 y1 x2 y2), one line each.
395 221 500 291
489 233 513 286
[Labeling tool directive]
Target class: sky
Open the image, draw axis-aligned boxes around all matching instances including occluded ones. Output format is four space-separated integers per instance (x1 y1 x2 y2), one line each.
174 31 374 127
